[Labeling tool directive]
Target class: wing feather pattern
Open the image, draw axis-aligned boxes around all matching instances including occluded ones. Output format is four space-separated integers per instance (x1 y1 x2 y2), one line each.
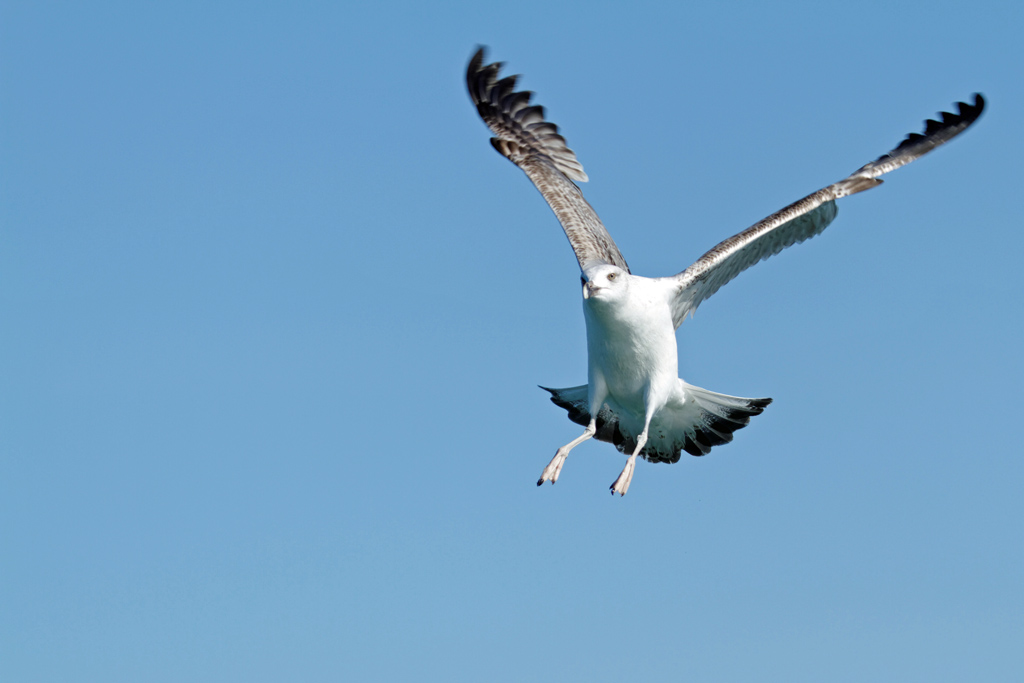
669 94 985 326
467 48 630 272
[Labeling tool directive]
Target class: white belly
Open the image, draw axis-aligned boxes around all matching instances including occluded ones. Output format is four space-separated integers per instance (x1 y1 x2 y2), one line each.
583 288 680 416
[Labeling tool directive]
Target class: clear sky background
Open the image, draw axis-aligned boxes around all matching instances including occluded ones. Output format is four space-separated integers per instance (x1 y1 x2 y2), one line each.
2 1 1022 681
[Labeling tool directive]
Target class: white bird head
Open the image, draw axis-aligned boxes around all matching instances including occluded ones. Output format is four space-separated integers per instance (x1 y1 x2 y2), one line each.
582 264 628 303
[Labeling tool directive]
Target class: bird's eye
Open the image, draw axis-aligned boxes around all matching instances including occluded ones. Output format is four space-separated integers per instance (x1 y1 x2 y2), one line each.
608 273 616 281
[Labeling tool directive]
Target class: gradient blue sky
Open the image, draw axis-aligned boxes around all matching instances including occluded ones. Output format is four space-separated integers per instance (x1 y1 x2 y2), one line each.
2 1 1022 681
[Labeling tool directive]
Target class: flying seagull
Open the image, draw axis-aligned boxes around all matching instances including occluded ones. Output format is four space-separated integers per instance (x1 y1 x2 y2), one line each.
466 47 984 496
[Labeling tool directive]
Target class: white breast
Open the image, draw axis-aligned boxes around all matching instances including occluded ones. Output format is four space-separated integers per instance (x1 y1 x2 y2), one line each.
583 275 680 415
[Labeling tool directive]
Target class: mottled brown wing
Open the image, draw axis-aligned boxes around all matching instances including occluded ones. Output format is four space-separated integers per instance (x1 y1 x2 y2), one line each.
670 94 984 327
467 47 630 273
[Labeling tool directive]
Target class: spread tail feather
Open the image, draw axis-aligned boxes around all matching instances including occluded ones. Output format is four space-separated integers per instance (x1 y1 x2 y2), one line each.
542 382 771 463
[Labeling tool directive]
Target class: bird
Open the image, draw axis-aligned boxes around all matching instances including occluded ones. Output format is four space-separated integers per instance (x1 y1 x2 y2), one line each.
465 47 984 496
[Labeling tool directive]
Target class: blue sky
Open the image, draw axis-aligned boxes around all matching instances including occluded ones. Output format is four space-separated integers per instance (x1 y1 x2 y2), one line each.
2 1 1022 680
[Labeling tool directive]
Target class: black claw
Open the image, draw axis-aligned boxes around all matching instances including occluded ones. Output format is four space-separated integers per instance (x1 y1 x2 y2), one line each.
537 479 543 486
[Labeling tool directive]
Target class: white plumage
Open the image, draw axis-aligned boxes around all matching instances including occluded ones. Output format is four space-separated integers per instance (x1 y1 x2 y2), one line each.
466 47 984 495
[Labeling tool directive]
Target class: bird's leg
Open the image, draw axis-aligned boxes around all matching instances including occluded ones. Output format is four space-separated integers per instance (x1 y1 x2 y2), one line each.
538 420 596 486
610 427 649 497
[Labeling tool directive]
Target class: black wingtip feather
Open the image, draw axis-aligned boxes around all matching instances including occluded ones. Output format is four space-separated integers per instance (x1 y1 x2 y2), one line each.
893 92 986 154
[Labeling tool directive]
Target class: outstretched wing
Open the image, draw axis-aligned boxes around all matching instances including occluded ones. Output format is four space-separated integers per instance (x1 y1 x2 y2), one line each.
466 47 630 273
669 94 985 327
